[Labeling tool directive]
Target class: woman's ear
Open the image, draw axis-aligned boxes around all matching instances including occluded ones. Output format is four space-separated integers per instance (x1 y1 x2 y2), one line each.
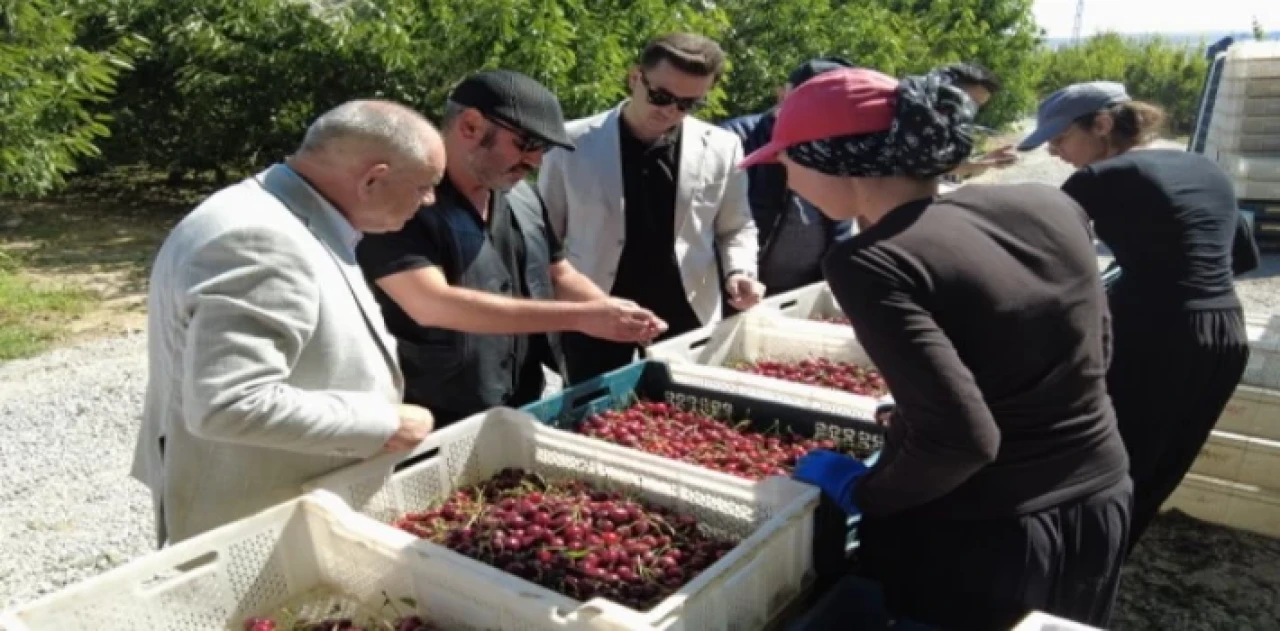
1092 112 1115 138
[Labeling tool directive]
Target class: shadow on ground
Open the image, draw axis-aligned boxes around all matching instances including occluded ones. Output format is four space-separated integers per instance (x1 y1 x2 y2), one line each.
0 168 214 302
1113 510 1280 630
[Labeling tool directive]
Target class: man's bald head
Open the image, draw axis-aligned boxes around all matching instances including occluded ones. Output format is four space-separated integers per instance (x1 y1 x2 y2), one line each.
290 100 446 234
299 99 440 165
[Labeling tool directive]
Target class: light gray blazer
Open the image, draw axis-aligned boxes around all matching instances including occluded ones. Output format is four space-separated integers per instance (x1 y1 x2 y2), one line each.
537 103 759 325
131 164 405 545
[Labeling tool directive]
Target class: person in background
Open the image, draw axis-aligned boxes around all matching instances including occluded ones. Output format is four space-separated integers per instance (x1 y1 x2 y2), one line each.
358 70 667 427
720 57 856 303
134 100 445 545
936 62 1018 182
1021 81 1250 551
743 68 1131 629
539 33 762 385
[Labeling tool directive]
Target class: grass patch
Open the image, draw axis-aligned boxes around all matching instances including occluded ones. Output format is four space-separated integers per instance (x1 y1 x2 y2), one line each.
0 165 201 359
0 261 94 361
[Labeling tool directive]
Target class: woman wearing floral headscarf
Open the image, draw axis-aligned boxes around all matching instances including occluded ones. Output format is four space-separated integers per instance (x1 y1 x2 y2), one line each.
741 69 1132 630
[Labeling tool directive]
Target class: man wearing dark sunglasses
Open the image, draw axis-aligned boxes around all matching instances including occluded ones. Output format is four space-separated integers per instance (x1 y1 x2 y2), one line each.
539 32 763 385
358 70 668 427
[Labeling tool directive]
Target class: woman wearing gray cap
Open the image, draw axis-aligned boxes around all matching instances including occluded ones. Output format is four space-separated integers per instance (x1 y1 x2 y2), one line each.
1021 82 1250 552
744 68 1131 630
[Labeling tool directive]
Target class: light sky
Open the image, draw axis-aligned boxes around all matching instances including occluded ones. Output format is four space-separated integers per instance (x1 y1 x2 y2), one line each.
1034 0 1280 38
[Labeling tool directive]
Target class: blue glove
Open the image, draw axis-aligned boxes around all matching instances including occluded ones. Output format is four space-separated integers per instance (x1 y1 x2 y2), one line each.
793 449 868 517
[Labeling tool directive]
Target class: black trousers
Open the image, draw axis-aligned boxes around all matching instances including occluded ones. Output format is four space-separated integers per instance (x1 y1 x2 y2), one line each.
1107 306 1249 550
857 478 1133 631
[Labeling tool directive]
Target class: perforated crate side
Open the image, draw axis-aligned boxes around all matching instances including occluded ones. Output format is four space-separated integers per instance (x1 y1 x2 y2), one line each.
0 496 422 631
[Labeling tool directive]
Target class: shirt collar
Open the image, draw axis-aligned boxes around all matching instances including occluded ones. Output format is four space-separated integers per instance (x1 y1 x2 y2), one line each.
281 163 363 256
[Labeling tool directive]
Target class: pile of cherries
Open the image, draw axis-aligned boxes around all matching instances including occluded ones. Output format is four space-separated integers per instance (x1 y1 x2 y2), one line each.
392 468 736 611
578 401 874 479
732 358 889 397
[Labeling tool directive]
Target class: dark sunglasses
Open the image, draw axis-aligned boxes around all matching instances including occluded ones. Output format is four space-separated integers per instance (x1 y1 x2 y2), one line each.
484 115 551 154
639 74 707 112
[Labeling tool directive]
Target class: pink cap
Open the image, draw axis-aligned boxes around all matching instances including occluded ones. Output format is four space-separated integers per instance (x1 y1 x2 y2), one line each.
739 68 899 169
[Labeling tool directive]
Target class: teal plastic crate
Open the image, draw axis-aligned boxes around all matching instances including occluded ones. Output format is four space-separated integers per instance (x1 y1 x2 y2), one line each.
522 359 885 582
524 360 884 455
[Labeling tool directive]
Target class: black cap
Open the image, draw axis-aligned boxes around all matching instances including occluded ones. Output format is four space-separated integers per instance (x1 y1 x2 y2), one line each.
449 69 575 151
787 56 856 88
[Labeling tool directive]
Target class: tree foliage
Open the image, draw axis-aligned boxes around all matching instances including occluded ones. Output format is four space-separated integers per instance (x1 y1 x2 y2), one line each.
2 0 1219 192
0 0 139 195
1032 33 1209 136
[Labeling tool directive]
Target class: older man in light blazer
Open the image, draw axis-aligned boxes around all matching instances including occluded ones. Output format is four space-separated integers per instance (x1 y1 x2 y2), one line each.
538 33 763 384
132 100 446 545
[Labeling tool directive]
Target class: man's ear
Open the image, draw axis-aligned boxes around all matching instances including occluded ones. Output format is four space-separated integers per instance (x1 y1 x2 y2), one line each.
356 162 392 201
457 108 487 142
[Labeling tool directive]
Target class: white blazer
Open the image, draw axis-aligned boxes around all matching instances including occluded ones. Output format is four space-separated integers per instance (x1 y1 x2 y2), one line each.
537 103 759 324
131 164 404 545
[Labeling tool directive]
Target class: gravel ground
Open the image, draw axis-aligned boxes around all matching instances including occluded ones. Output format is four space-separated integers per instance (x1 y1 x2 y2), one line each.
0 331 152 609
2 142 1279 627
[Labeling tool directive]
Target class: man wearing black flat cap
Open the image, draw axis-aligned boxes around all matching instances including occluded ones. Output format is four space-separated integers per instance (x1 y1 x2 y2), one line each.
358 69 667 427
721 56 856 302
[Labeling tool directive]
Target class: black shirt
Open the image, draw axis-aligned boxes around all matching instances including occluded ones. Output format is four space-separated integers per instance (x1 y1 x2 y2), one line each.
356 177 564 422
825 183 1129 520
1061 150 1241 313
611 118 702 334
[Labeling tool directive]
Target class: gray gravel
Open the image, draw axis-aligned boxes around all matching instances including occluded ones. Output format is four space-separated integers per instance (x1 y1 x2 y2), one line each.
0 331 152 609
2 139 1278 616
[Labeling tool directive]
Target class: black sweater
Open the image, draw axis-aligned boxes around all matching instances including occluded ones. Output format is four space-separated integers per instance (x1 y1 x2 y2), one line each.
824 183 1129 520
1062 150 1243 314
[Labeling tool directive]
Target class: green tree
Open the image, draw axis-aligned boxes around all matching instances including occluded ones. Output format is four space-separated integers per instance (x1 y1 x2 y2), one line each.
716 0 1041 128
1252 16 1266 40
73 0 727 181
1033 33 1208 136
0 0 139 195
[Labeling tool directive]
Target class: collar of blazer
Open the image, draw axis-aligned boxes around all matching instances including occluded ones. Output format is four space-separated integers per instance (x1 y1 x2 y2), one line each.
590 101 713 230
257 164 362 262
253 163 404 389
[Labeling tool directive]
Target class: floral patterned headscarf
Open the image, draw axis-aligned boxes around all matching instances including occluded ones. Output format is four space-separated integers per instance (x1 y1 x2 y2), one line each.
784 73 978 178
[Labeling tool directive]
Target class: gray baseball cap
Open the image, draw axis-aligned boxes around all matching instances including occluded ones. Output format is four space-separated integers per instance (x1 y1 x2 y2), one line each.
1017 81 1131 151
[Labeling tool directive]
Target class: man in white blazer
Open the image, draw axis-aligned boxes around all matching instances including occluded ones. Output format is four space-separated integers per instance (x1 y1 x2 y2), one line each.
538 32 763 384
132 100 446 545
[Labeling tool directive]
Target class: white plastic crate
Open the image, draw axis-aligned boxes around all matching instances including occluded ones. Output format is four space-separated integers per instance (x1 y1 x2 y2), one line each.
1205 126 1280 154
1217 384 1280 442
304 409 819 631
643 313 885 420
1213 153 1280 183
1209 113 1280 137
1162 473 1280 539
1011 611 1101 631
0 495 428 631
1243 313 1280 390
1213 92 1280 118
1213 77 1280 100
1220 41 1280 80
1191 430 1280 492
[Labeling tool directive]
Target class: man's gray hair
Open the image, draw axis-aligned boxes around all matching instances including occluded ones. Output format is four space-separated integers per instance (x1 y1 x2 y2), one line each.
299 100 435 162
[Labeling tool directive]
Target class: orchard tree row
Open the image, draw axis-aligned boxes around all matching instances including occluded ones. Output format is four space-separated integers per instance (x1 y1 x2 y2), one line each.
3 0 1209 197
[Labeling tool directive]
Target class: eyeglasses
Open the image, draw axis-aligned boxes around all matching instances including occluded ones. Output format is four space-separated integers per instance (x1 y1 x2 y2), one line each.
484 115 551 154
639 74 707 112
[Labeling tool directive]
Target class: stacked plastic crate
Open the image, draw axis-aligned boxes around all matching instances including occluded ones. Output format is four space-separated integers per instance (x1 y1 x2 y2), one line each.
1199 40 1280 245
1179 39 1280 537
